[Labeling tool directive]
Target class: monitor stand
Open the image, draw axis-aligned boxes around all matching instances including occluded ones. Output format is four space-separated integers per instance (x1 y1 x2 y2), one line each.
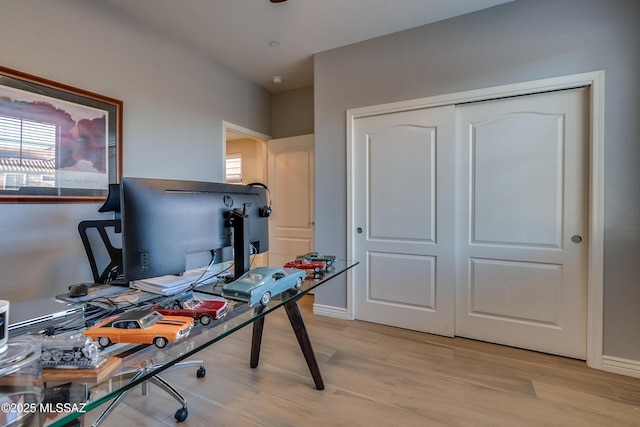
230 209 251 279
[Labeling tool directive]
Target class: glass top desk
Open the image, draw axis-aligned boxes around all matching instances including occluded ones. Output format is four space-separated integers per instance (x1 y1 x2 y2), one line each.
43 260 358 427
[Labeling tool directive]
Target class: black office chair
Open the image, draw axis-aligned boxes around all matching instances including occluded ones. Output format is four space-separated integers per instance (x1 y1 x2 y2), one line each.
78 184 205 425
78 184 125 285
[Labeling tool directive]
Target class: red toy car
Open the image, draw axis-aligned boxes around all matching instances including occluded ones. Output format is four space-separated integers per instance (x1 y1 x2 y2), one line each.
283 257 326 272
153 295 229 325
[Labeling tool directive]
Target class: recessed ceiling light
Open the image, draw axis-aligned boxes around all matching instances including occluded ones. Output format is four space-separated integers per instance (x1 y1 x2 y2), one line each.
272 76 283 84
269 40 280 47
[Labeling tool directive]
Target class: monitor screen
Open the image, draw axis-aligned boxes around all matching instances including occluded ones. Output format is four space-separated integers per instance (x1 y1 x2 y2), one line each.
120 177 269 282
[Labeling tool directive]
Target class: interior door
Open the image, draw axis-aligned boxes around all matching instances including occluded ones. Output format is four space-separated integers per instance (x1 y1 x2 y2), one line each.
266 134 315 268
353 106 456 336
455 88 589 359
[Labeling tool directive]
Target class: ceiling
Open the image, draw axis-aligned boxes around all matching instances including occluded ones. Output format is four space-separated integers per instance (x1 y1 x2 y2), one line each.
101 0 514 93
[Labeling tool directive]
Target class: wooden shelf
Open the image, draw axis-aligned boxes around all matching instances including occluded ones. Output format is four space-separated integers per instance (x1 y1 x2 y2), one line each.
42 357 121 383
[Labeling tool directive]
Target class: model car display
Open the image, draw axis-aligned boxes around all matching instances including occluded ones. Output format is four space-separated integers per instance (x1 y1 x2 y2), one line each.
39 334 104 368
152 295 229 325
283 257 326 272
83 309 193 349
221 267 305 306
297 252 337 266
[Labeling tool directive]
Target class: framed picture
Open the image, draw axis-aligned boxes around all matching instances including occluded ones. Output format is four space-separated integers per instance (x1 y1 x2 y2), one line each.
0 66 122 203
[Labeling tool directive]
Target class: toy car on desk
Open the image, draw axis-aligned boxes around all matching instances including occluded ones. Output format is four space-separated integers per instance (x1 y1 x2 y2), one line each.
283 257 326 272
83 309 193 349
152 295 229 325
221 267 305 306
297 252 337 266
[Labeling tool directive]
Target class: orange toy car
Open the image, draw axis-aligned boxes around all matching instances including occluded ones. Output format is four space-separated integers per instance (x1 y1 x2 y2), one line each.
83 309 193 349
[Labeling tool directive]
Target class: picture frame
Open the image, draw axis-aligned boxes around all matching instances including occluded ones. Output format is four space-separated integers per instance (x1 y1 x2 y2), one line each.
0 66 122 203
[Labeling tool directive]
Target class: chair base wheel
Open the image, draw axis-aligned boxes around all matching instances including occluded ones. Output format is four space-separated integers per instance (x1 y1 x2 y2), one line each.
175 408 188 422
196 366 206 378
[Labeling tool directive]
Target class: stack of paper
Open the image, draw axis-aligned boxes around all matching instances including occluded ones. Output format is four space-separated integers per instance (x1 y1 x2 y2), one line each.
130 268 215 295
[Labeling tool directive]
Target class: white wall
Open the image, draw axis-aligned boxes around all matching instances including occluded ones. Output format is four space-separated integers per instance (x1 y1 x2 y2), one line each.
314 0 640 361
0 0 271 302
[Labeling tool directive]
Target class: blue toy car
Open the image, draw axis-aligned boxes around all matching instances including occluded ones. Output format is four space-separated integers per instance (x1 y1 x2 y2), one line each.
221 267 305 306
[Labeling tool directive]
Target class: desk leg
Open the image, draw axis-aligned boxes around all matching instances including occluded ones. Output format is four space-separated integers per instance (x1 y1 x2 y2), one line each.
250 306 266 369
283 299 325 390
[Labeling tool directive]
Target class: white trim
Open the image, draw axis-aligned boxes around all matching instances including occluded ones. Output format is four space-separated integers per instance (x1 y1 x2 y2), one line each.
222 121 272 142
346 70 605 370
346 108 357 321
313 302 349 320
585 71 605 370
601 356 640 379
348 71 604 118
222 121 272 182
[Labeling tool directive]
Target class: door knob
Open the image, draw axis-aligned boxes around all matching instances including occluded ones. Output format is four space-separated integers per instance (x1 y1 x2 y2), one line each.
571 235 583 244
357 227 363 234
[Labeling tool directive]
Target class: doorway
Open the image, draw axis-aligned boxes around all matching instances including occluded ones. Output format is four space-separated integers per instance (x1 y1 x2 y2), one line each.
223 123 316 271
223 122 269 267
265 134 315 268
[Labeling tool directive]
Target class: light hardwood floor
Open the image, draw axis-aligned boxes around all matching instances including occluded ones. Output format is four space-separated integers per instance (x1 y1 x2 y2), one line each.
85 296 640 426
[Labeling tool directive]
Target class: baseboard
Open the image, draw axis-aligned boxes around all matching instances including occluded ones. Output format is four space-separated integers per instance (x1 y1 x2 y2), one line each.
601 355 640 379
312 302 349 320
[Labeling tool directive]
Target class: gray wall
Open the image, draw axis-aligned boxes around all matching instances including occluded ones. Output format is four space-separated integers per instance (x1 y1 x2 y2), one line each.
272 86 314 138
0 0 271 302
314 0 640 361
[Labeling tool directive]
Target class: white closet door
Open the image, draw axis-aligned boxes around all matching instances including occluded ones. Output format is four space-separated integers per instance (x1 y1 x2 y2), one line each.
455 88 589 358
353 106 456 336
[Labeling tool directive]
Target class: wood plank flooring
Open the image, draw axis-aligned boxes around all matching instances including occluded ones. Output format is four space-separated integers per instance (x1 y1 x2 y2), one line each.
84 296 640 426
